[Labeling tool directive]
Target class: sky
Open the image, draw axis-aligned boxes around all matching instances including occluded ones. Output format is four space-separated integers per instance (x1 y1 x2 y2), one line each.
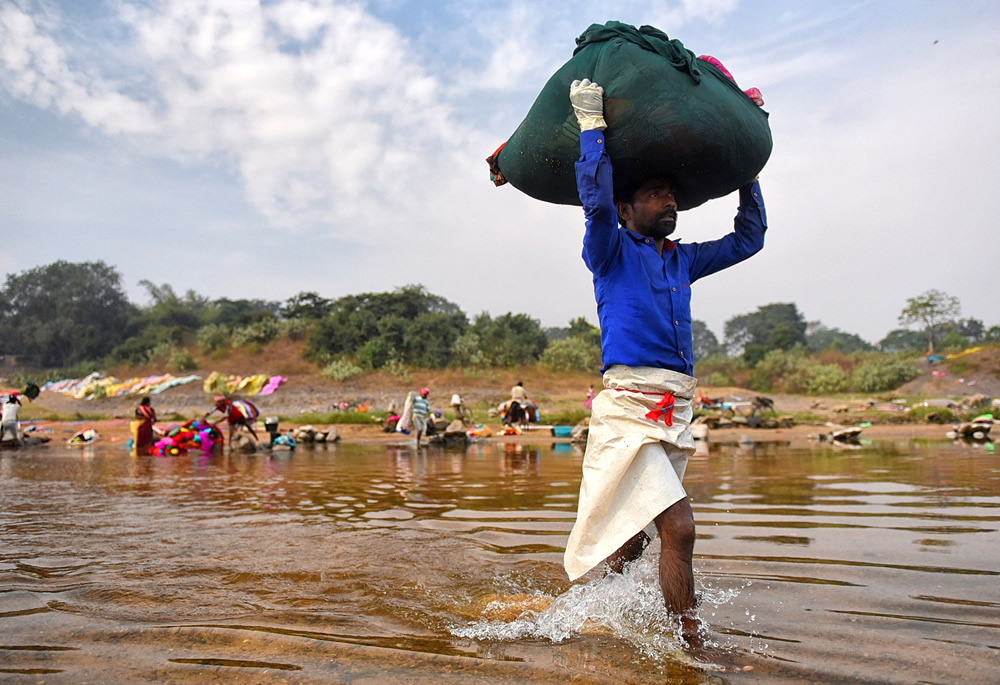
2 0 999 345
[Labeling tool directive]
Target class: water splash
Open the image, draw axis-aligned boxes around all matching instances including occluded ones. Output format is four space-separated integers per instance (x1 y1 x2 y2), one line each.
451 552 746 662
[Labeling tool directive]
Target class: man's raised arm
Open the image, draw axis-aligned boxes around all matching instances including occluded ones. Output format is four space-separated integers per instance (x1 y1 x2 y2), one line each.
686 178 767 283
571 79 618 275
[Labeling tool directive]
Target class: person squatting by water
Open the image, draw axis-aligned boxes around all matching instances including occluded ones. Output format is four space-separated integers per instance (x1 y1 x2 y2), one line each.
562 78 767 646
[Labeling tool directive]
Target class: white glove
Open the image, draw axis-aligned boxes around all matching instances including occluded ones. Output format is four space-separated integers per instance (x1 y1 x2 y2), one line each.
569 78 607 131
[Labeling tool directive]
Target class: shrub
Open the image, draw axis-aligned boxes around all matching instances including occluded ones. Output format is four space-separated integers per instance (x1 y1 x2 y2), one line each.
197 324 231 353
452 332 486 368
695 354 748 386
167 348 198 372
383 358 412 382
231 317 280 347
541 337 601 372
704 371 733 387
323 358 364 381
909 406 957 423
144 341 177 365
279 318 311 341
747 367 772 392
756 348 805 377
851 358 920 393
798 363 848 394
356 338 402 371
939 331 969 351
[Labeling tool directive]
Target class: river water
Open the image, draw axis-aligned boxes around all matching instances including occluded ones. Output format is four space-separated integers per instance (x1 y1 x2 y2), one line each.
1 435 997 683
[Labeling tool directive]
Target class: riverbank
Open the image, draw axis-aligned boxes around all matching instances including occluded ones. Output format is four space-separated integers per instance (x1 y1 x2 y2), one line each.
13 344 998 447
25 415 968 451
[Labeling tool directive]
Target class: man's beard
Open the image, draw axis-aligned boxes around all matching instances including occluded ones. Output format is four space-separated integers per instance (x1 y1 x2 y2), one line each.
650 214 677 239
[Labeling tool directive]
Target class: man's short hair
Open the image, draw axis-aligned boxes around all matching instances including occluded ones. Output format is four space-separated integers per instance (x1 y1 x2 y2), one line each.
613 182 642 227
613 176 676 227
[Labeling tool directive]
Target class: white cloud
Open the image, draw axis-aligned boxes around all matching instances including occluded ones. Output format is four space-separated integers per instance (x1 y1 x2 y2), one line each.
2 0 466 237
2 0 999 340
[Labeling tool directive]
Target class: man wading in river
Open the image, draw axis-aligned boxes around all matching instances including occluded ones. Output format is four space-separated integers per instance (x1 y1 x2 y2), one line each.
562 78 767 646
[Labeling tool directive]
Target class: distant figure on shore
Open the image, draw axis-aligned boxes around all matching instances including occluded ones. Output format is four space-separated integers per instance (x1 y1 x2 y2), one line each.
584 385 594 410
134 396 157 452
451 393 470 423
411 388 431 447
506 381 529 427
1 394 21 445
208 395 260 446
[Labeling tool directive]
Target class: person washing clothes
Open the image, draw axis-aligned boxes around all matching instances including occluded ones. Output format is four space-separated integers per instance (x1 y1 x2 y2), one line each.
133 396 157 453
1 394 21 444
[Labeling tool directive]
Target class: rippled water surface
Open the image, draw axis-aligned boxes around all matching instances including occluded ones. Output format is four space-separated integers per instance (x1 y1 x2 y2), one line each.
1 437 998 683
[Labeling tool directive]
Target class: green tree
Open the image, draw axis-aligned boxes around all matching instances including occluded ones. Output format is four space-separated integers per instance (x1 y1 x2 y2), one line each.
878 328 927 353
207 298 282 327
0 260 135 366
305 286 466 367
806 323 872 354
898 289 960 354
545 317 602 357
401 312 468 367
951 318 984 342
768 321 802 351
691 320 720 361
136 281 211 330
567 317 601 345
938 330 969 351
109 281 216 364
724 303 807 362
469 312 548 367
281 291 332 319
541 337 601 371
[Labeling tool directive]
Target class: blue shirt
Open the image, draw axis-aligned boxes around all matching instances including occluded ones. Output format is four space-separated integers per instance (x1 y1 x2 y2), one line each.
576 129 767 375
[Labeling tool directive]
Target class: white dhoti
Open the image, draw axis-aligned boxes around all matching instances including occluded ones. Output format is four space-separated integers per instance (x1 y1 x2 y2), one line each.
0 420 17 442
563 365 697 581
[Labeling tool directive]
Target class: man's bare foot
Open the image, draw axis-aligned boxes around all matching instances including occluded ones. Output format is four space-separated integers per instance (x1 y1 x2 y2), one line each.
683 644 754 673
680 625 754 673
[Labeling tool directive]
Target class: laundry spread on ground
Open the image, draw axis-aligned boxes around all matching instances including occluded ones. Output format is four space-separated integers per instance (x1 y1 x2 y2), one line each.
40 372 286 400
202 372 287 396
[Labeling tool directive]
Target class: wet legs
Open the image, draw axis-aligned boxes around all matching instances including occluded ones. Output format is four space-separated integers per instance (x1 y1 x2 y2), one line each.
604 497 699 643
605 529 650 573
653 497 699 643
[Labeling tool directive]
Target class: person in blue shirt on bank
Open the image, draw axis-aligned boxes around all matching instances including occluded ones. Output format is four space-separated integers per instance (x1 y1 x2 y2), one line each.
562 78 767 647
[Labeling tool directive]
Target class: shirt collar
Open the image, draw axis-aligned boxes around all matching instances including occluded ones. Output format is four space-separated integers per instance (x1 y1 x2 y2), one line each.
621 228 680 251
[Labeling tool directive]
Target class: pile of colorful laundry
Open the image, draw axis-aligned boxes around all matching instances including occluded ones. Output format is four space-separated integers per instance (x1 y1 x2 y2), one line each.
153 419 222 456
42 373 202 400
202 372 286 396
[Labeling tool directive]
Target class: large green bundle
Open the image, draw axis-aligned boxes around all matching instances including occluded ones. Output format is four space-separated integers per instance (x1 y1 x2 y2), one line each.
489 21 771 211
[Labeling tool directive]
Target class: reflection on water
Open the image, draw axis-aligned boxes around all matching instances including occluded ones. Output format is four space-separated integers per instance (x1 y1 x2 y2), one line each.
1 437 998 683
